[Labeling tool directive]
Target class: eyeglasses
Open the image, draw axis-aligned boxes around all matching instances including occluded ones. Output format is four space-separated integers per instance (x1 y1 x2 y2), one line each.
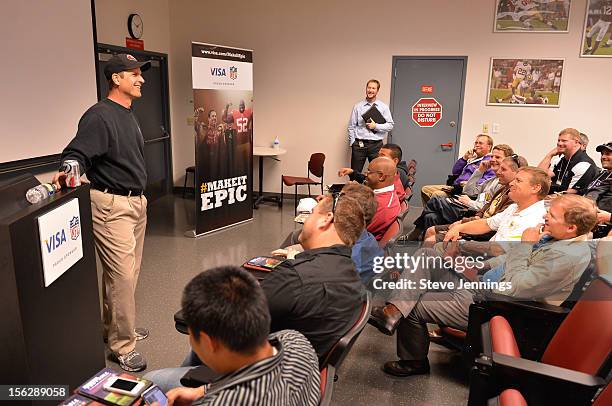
331 192 344 215
510 154 520 166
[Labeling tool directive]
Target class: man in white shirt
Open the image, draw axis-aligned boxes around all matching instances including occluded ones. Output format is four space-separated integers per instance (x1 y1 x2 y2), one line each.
443 167 550 245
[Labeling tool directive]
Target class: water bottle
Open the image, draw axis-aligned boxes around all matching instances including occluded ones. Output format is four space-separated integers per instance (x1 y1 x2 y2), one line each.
272 136 280 149
25 183 58 204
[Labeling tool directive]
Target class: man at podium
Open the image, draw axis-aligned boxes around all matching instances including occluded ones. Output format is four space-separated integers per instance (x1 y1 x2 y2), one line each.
52 53 151 372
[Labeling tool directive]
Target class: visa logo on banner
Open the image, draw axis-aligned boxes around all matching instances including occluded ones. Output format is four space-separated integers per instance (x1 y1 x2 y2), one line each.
210 66 238 80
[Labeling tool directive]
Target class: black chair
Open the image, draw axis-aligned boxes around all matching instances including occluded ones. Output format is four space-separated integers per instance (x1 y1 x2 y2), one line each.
320 291 372 377
183 166 195 198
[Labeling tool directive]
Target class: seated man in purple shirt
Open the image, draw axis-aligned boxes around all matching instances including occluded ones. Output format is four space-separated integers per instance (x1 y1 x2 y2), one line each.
420 134 496 206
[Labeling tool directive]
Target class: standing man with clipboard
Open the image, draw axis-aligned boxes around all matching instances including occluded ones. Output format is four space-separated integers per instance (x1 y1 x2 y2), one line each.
348 79 394 173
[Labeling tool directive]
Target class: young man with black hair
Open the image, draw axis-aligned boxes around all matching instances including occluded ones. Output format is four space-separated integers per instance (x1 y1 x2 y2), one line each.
162 266 320 405
378 143 411 191
339 145 407 202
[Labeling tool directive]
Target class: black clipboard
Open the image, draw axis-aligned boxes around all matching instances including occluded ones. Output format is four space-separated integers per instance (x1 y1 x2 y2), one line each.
361 104 386 126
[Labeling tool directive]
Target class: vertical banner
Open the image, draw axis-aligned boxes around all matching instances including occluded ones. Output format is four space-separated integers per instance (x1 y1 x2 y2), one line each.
192 42 253 235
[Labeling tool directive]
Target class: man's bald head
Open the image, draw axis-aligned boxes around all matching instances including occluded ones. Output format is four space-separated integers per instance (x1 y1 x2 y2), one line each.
365 157 396 189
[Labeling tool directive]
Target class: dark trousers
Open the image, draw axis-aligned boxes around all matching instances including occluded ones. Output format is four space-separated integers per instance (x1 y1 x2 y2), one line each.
414 196 469 231
387 248 475 361
351 139 383 173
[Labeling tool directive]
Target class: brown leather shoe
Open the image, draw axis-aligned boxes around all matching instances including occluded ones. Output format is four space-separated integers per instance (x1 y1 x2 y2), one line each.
368 304 403 336
382 360 430 377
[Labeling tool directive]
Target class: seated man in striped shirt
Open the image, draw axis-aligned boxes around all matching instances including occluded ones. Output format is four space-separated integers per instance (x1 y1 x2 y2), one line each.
163 266 320 406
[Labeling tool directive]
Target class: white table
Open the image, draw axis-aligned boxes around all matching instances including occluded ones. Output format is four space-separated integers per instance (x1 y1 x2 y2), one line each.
253 146 287 209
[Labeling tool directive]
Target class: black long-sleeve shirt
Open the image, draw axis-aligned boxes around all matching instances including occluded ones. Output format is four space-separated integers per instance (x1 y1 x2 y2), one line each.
60 98 147 191
585 170 612 213
550 149 598 194
260 245 365 364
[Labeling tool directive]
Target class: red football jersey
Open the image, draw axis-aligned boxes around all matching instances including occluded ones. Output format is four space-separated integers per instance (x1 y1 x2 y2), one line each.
231 109 253 135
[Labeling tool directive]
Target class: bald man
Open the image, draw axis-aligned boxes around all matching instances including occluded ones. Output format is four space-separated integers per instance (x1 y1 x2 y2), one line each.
362 157 401 240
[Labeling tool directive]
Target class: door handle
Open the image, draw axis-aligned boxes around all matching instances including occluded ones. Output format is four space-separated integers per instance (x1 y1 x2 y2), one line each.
440 143 453 148
449 121 457 127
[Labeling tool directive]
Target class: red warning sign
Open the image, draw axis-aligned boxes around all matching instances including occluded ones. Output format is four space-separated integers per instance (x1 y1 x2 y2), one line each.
412 97 442 127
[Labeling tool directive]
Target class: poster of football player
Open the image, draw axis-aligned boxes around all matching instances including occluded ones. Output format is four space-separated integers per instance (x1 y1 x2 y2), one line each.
487 58 564 107
494 0 571 32
191 42 253 236
581 0 612 57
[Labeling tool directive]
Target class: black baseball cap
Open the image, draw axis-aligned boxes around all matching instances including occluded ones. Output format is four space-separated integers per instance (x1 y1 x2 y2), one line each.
596 142 612 153
103 53 151 79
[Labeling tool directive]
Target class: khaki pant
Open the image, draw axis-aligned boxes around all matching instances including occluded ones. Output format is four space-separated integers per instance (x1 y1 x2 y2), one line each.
90 189 147 355
420 184 452 207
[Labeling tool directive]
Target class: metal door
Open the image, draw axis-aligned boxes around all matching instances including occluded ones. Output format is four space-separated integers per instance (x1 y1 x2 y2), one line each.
96 45 173 202
390 57 467 207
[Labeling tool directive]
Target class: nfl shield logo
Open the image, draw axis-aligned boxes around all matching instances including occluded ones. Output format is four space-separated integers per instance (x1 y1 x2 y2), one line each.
229 66 238 80
70 216 81 240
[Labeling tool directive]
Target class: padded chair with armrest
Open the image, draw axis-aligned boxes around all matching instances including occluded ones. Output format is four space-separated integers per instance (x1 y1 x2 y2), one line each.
281 153 325 215
319 365 335 406
468 276 612 406
431 246 599 360
379 218 403 250
320 291 372 376
487 382 611 406
487 389 528 406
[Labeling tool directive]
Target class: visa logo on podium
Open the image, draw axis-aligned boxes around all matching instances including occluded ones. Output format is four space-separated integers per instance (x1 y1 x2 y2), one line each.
210 67 227 76
37 198 84 287
45 229 67 253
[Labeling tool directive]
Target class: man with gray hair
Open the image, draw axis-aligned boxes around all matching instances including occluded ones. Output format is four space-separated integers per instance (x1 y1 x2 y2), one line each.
370 194 597 378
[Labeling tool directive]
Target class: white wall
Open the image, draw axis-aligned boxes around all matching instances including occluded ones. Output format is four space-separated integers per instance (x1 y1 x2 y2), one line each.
96 0 610 191
95 0 170 54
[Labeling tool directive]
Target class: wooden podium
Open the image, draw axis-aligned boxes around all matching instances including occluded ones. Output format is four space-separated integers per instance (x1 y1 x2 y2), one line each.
0 174 105 401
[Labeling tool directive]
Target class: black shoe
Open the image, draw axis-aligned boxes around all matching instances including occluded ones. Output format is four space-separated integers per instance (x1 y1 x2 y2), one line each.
369 305 403 336
406 227 423 241
382 360 430 377
113 350 147 372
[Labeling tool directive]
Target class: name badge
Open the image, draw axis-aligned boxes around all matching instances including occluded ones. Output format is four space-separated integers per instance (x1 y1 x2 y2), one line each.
358 140 365 148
